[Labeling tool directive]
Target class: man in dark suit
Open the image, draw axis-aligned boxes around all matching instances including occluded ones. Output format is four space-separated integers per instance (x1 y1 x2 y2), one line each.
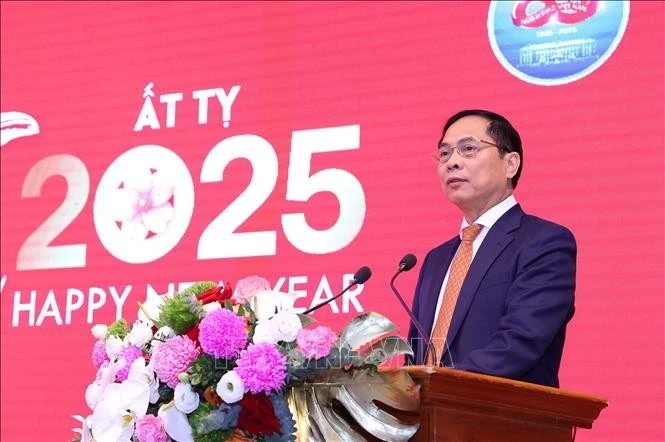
407 109 576 388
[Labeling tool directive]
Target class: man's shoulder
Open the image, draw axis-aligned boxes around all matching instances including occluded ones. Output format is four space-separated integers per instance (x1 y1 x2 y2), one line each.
517 212 575 240
425 235 460 258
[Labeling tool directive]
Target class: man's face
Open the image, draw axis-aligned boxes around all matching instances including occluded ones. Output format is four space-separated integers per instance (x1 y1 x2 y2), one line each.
437 115 518 217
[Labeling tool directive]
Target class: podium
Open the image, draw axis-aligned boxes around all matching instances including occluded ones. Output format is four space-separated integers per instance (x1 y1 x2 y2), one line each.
382 366 608 442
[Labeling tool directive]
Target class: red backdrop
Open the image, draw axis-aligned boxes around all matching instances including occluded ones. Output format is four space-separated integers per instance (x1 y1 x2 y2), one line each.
1 2 663 441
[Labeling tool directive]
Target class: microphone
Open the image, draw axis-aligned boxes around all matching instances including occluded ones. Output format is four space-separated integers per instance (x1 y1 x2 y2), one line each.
390 253 437 366
399 253 417 272
302 266 372 315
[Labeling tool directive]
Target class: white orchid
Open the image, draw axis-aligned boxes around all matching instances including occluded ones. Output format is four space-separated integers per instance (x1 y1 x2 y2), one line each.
85 359 127 409
84 356 156 441
158 402 194 442
71 415 93 442
125 349 161 404
85 382 104 410
91 377 150 442
216 370 244 403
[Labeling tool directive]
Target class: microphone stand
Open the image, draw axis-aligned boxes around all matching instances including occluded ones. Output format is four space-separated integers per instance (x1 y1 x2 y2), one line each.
390 268 437 366
302 282 356 315
303 266 372 315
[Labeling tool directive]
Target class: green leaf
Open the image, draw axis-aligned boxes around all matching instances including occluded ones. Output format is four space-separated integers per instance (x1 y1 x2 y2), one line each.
278 341 296 356
188 402 236 442
245 300 257 323
189 354 231 388
297 314 316 328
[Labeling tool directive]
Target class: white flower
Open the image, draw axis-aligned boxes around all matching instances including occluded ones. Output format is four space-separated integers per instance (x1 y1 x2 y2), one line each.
71 415 93 442
174 383 199 413
159 402 194 442
91 324 108 339
154 326 176 342
85 382 103 409
252 320 276 344
105 336 123 359
138 291 169 324
91 378 150 441
253 290 300 321
109 167 175 240
149 377 160 404
252 310 302 345
216 371 244 404
85 359 127 409
201 301 222 313
128 321 153 347
125 356 160 404
269 310 302 342
151 326 176 354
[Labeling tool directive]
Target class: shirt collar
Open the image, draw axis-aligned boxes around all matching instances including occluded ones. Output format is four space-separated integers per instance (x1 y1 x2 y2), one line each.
460 194 518 237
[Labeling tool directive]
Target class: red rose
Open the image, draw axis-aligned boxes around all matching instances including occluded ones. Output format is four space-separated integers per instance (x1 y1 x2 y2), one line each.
238 394 281 435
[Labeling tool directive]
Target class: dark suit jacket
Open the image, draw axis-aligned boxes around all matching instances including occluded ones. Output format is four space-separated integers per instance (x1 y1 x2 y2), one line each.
407 204 576 387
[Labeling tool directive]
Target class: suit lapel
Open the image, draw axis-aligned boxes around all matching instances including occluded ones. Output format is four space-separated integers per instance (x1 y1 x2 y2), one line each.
444 205 524 351
421 240 459 338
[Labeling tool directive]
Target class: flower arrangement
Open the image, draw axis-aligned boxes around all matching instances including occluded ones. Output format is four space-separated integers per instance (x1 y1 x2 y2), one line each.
71 276 379 442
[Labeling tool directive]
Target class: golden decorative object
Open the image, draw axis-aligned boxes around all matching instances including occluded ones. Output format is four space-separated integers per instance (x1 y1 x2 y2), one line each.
286 313 420 441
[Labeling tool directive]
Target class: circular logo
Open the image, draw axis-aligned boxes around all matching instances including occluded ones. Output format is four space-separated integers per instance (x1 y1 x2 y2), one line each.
93 145 195 264
488 1 630 86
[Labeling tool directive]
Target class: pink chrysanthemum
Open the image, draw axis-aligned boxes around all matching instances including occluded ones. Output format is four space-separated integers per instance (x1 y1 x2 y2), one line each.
153 335 200 388
135 414 168 442
296 326 337 359
91 339 109 369
115 345 143 381
235 342 287 394
198 309 247 359
232 275 270 304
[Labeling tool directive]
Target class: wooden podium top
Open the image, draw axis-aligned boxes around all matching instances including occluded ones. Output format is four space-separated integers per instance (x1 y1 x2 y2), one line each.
396 366 608 430
373 366 609 442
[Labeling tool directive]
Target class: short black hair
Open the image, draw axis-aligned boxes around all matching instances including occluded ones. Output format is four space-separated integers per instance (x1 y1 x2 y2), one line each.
441 109 523 189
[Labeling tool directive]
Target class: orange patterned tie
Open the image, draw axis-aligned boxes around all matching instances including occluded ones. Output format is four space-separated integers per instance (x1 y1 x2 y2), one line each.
426 223 483 365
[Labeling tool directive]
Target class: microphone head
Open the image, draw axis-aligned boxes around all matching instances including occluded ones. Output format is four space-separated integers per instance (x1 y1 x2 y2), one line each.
353 266 372 284
399 253 417 271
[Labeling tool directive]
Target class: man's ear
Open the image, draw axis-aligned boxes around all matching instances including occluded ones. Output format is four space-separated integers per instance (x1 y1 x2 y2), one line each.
506 152 520 179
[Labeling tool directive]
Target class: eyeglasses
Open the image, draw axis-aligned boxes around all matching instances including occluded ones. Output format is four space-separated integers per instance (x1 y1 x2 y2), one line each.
430 136 506 164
